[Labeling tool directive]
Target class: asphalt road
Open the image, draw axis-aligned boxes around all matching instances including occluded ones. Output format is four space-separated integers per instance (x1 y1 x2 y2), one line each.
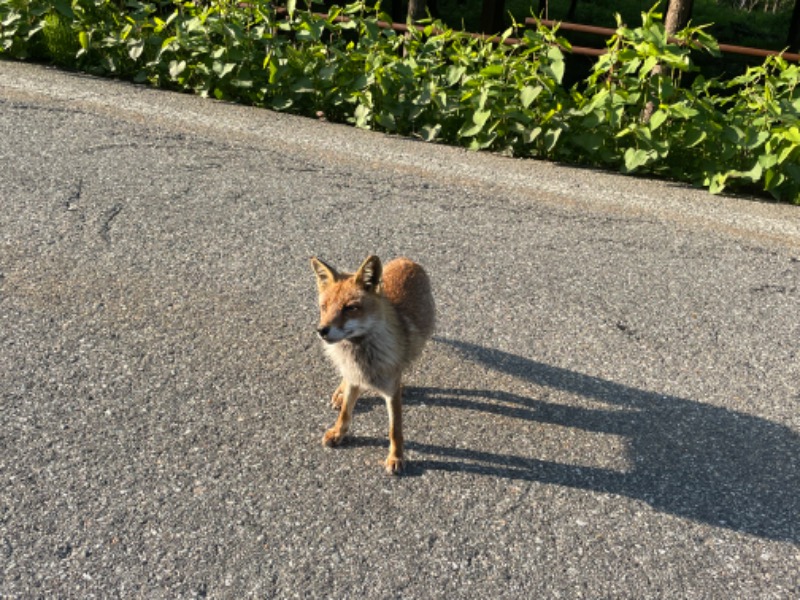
1 60 799 598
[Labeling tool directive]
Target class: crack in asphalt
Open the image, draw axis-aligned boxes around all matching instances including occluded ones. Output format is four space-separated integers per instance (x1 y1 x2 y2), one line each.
99 203 123 244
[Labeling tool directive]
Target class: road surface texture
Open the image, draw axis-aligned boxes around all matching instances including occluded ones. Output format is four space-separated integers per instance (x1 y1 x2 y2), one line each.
1 60 799 598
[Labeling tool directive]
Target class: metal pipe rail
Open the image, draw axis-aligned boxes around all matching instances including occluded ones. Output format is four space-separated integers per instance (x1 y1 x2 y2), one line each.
528 18 800 62
272 7 799 61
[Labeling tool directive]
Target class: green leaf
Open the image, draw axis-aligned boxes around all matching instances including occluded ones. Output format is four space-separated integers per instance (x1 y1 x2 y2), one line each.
641 55 658 77
213 62 236 78
128 40 144 61
169 60 186 79
783 126 800 144
573 132 604 152
52 0 73 19
2 13 21 28
777 145 797 165
414 81 434 106
547 45 564 61
581 110 603 128
683 127 706 148
523 126 542 145
763 168 781 192
623 147 657 172
742 128 768 150
267 59 278 84
648 109 667 131
722 125 744 145
419 123 441 141
784 163 800 182
459 121 483 138
480 64 504 78
354 104 371 128
290 77 314 94
498 26 514 42
543 128 562 153
520 85 542 109
160 35 177 51
446 65 466 86
271 96 293 110
759 152 779 170
669 104 699 119
708 173 727 194
459 109 492 138
318 65 336 81
476 88 489 111
472 108 491 127
375 111 396 131
547 52 565 84
729 161 764 183
469 131 497 150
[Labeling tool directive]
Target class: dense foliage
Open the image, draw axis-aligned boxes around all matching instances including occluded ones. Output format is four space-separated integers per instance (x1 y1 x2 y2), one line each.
2 1 799 203
501 0 795 51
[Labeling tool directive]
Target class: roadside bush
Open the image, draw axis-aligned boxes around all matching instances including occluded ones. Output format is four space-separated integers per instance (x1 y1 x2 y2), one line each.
42 10 79 65
713 56 800 201
0 0 798 203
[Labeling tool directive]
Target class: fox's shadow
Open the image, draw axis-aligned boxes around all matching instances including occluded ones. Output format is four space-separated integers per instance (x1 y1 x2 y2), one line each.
355 338 799 543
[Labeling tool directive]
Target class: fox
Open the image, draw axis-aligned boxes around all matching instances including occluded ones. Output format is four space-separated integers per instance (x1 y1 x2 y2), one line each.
310 255 435 475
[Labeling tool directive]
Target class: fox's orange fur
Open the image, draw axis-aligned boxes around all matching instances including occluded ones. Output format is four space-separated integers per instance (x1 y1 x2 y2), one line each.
310 255 435 474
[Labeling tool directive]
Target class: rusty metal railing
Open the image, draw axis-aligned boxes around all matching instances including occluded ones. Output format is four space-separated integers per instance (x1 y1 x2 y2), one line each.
529 18 800 62
272 7 799 62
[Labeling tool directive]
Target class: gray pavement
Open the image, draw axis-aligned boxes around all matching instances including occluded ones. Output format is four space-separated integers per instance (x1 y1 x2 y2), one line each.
1 60 799 598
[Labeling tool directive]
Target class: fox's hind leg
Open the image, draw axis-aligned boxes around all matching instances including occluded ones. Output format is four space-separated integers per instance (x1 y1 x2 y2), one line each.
323 380 360 447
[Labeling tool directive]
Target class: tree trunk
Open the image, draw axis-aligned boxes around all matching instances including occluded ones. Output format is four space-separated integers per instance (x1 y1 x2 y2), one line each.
664 0 694 34
787 0 800 52
407 0 427 22
642 0 694 124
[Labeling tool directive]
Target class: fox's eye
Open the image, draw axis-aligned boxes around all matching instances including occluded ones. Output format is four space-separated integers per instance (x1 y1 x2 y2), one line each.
343 304 360 312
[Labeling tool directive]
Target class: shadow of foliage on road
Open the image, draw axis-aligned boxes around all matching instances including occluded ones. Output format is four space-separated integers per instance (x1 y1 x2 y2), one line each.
398 337 799 543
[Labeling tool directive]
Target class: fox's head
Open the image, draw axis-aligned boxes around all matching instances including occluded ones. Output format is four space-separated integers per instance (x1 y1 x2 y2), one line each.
310 255 383 344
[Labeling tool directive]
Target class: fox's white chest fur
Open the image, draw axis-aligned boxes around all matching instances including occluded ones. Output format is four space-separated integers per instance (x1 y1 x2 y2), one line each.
323 310 407 395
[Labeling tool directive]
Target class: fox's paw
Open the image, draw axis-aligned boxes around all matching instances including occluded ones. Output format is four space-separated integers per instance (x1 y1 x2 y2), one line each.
384 456 405 476
322 428 345 447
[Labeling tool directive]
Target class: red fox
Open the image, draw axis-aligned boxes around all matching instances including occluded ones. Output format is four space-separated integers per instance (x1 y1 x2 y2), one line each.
310 255 435 474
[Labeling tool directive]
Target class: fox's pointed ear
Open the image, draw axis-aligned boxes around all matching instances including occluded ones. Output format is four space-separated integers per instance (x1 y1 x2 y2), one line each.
355 255 382 292
311 257 339 291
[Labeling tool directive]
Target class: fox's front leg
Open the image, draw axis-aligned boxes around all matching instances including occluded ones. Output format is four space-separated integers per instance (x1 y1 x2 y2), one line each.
322 381 360 447
330 379 346 409
384 384 404 475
